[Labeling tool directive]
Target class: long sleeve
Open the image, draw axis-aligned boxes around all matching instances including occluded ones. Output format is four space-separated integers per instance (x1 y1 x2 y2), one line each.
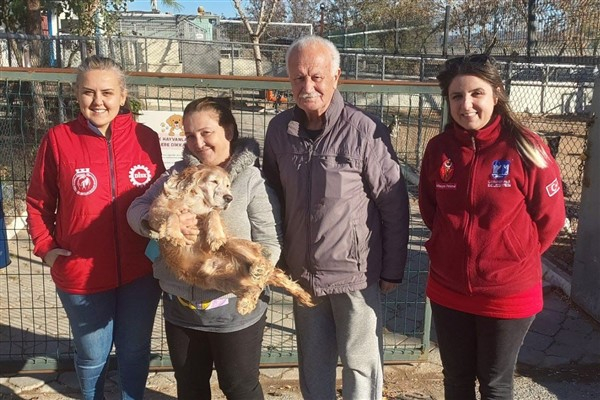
246 170 283 265
363 120 410 282
127 169 172 237
26 132 60 259
418 141 437 230
525 146 566 253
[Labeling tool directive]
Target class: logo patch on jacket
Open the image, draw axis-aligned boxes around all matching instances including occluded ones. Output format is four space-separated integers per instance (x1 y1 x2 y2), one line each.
491 160 510 179
129 164 152 187
488 160 512 188
72 168 98 196
439 159 454 182
546 178 561 197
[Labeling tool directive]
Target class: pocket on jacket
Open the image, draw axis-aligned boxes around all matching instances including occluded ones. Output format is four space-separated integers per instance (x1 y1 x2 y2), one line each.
51 253 79 281
320 155 358 199
475 223 536 284
349 223 361 270
424 218 464 283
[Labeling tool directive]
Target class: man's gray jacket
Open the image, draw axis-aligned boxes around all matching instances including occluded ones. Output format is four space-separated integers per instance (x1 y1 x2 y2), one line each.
263 90 410 297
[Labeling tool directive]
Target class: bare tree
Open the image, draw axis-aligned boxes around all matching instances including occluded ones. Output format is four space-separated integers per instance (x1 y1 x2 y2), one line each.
549 0 600 57
449 0 524 54
288 0 321 25
232 0 281 76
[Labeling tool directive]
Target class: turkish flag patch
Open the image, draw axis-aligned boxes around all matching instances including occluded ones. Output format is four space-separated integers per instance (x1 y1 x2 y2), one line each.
545 178 560 197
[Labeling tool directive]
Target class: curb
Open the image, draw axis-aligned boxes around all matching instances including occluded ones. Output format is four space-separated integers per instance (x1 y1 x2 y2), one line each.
542 256 572 297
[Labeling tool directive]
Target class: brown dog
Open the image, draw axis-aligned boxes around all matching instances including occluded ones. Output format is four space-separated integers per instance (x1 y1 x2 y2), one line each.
147 164 315 315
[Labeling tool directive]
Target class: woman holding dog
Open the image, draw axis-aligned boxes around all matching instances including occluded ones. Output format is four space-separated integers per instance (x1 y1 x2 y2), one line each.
418 54 566 399
26 56 165 400
127 97 282 400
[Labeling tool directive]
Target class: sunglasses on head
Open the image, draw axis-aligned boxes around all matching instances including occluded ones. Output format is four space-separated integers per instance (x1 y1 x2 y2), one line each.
444 54 495 68
201 96 232 109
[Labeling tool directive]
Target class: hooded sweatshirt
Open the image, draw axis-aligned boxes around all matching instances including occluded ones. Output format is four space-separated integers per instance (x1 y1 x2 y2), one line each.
127 138 283 332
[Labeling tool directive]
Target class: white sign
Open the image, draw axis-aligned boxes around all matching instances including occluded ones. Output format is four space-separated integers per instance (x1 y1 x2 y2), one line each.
138 110 186 169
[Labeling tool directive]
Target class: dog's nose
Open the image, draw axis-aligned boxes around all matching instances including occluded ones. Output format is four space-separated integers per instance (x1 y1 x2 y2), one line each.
223 194 233 204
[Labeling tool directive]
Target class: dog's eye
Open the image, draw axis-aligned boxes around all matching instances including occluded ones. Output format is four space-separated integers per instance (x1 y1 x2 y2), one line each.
211 179 219 184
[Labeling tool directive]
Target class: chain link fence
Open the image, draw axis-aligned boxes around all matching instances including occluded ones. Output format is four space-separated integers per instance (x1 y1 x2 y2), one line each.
0 71 439 371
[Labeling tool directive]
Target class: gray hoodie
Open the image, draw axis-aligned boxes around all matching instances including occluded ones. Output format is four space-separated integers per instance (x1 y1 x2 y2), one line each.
127 138 283 332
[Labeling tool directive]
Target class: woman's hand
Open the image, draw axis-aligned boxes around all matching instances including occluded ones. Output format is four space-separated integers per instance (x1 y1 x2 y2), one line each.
179 211 200 244
44 248 72 268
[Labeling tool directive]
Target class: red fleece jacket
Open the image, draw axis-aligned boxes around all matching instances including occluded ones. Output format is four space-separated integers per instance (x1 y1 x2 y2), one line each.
26 112 165 294
419 116 565 306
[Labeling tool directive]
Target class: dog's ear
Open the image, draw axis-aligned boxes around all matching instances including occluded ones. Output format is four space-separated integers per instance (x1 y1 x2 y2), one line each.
176 166 204 195
162 170 181 197
192 167 211 190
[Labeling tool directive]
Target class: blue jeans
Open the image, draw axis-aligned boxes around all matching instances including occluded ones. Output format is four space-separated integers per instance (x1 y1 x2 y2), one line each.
57 274 161 400
431 302 535 400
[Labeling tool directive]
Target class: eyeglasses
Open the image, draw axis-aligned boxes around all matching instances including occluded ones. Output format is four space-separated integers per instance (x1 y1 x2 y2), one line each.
444 54 495 68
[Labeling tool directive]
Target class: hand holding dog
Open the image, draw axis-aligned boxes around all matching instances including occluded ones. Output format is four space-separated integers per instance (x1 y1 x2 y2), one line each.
178 210 200 244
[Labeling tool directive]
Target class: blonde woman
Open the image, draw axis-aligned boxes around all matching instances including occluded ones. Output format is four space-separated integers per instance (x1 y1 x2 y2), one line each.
26 55 165 400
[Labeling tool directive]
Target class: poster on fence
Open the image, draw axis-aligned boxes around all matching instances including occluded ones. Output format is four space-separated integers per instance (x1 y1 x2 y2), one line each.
137 110 186 169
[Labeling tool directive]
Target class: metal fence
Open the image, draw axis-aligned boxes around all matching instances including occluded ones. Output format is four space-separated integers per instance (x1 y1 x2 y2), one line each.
3 34 600 80
324 0 600 63
0 70 440 372
0 63 592 372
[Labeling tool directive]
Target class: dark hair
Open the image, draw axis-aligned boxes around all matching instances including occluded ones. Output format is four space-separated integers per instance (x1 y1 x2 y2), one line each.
437 54 508 114
183 97 239 143
437 54 548 168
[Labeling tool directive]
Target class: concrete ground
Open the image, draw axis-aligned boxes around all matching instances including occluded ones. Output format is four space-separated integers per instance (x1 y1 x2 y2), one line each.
2 280 600 400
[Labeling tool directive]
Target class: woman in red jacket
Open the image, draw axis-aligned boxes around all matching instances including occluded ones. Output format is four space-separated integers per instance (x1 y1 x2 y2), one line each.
418 54 565 400
26 56 165 400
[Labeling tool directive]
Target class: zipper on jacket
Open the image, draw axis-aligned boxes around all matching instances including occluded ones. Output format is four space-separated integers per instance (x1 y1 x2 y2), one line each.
306 140 315 273
107 138 123 285
463 135 478 294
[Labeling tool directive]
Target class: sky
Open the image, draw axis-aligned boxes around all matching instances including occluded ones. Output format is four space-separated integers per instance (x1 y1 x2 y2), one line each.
127 0 239 18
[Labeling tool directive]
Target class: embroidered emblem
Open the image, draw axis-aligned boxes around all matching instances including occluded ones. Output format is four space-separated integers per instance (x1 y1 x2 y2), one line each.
439 159 454 182
491 160 510 179
129 164 152 187
436 182 457 190
72 168 98 196
546 178 560 197
488 180 512 188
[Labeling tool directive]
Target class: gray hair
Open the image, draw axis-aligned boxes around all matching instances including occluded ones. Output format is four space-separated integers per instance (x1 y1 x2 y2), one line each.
285 35 340 76
75 55 127 93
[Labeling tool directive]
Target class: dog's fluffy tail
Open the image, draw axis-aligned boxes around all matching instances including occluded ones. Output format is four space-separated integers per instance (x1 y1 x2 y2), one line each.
267 268 315 307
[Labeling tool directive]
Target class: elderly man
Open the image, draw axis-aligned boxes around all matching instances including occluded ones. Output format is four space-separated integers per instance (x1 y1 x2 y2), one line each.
263 35 410 399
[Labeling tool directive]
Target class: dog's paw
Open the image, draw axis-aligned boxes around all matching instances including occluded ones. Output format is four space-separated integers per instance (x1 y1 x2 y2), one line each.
249 260 270 282
166 236 189 247
236 297 257 315
208 236 227 252
148 230 161 240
